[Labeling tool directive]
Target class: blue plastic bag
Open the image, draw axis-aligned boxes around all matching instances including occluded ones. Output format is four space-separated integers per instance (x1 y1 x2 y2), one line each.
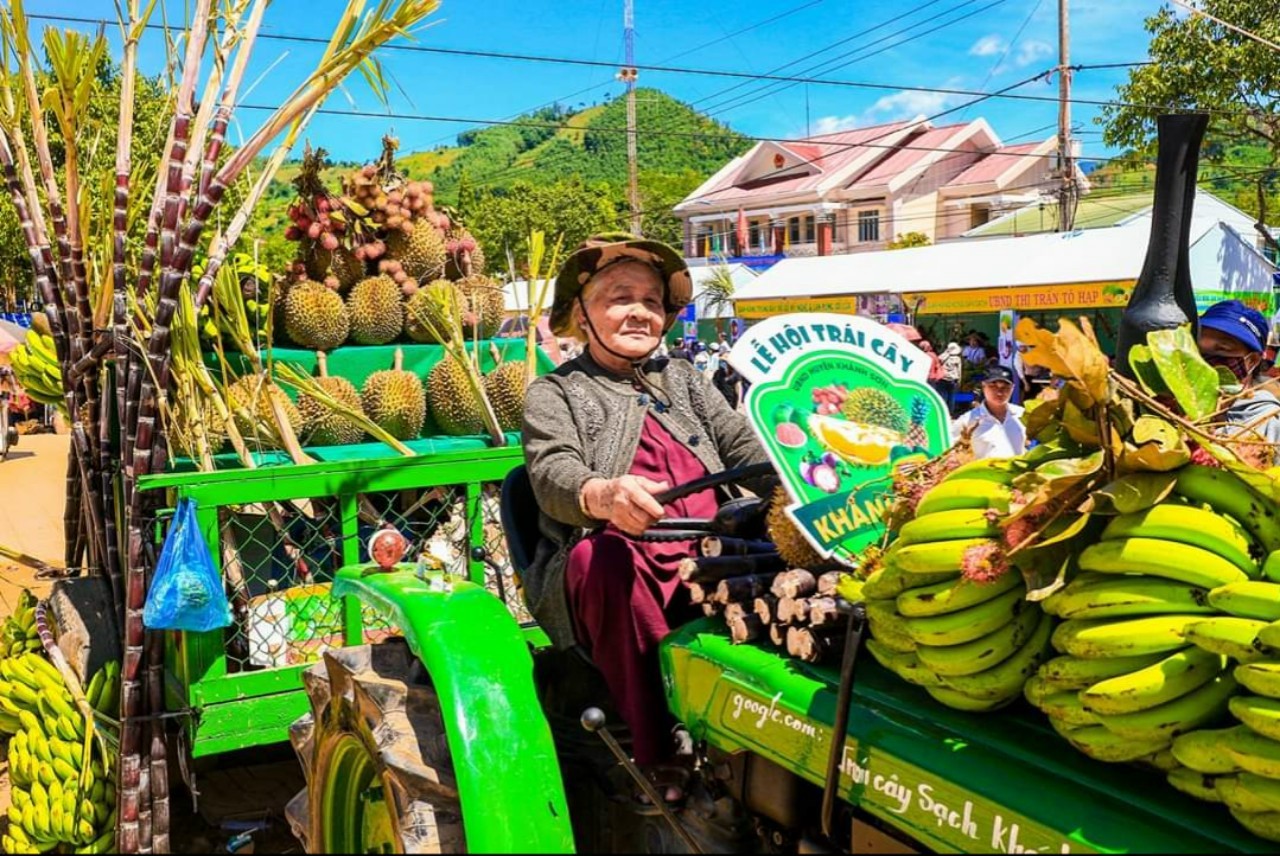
144 497 233 632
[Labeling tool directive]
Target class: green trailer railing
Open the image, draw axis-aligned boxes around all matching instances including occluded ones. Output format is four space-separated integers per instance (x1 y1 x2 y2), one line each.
138 443 539 758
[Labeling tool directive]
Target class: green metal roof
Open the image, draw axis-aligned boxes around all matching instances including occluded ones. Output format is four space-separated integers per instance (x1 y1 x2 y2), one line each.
969 191 1154 236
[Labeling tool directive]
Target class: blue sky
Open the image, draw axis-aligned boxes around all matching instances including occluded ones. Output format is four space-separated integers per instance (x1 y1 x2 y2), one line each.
27 0 1157 163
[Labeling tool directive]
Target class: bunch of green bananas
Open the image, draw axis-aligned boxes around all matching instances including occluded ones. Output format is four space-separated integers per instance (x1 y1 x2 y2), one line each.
1137 579 1280 842
8 328 64 408
862 459 1054 712
0 588 42 659
3 659 120 854
1026 465 1280 771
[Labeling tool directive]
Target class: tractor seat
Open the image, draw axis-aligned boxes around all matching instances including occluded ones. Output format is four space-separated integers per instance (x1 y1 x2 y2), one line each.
500 464 542 575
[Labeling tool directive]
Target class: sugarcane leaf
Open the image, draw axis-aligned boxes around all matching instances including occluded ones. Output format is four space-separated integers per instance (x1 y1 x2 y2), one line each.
1146 325 1219 420
1083 472 1178 515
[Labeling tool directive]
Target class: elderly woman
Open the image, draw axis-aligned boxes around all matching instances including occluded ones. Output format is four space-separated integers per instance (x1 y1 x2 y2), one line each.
522 232 771 802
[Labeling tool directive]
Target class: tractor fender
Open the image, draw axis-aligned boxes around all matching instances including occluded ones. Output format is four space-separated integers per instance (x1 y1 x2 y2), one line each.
334 567 575 854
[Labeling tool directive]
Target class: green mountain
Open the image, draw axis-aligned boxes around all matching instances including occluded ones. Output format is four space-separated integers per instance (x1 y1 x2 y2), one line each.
252 89 750 270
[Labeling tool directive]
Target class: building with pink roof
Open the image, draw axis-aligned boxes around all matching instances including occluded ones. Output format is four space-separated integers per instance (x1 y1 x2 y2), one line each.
675 115 1086 261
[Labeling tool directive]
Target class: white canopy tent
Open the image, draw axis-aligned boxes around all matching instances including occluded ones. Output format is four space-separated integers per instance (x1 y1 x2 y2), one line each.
503 263 759 319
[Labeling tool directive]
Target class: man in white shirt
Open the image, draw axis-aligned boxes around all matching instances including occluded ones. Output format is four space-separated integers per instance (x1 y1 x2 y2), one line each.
951 365 1026 459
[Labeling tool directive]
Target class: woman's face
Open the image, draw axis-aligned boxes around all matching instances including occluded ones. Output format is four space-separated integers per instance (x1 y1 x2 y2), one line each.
577 261 666 362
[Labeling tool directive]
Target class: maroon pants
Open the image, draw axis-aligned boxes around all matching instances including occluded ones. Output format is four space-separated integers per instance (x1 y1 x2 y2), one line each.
565 416 717 765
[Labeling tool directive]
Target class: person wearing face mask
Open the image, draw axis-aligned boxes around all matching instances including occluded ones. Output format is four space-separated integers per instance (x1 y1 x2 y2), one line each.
522 233 774 806
1197 300 1280 464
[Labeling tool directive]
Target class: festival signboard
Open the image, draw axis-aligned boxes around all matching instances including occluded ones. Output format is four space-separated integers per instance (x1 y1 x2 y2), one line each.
726 314 951 567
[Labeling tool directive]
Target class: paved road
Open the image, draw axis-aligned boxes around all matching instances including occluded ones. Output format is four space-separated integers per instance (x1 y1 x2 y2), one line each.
0 433 70 613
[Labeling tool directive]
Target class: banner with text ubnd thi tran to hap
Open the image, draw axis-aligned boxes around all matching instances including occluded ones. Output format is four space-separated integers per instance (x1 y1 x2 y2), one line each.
727 314 951 567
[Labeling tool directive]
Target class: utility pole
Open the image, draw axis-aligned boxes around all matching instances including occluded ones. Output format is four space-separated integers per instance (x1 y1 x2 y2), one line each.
1056 0 1076 232
619 0 642 236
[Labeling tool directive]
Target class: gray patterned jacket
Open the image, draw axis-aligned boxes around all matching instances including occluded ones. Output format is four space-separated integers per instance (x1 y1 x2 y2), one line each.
521 349 772 648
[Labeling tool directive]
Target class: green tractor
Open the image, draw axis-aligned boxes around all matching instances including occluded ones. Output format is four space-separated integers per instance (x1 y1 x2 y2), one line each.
279 463 1265 854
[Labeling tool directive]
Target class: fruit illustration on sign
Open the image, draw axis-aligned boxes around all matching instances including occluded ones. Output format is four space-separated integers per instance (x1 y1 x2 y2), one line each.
774 422 807 449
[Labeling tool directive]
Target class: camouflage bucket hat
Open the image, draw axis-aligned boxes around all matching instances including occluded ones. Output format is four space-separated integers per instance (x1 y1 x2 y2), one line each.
550 231 692 335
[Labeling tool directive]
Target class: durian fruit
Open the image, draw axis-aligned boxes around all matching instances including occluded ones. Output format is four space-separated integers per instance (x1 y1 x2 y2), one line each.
444 228 486 280
306 243 364 290
283 279 350 351
346 275 404 345
297 351 367 446
226 374 302 448
361 348 425 441
386 219 447 281
427 353 485 435
766 486 825 569
483 361 528 432
841 387 909 435
455 274 505 339
404 279 458 344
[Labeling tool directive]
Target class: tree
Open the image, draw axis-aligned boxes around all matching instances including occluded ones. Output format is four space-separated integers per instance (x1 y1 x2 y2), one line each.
1099 0 1280 249
467 178 617 273
887 231 932 250
701 258 737 336
638 169 704 247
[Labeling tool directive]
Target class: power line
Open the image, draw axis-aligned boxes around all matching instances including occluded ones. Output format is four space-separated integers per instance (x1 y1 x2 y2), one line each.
27 11 1220 114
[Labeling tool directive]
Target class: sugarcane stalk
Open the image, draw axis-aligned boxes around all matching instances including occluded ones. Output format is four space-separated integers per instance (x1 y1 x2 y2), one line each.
776 596 809 625
728 613 764 644
768 621 786 648
700 536 776 558
678 553 784 585
701 602 719 618
771 569 817 600
688 582 710 605
753 595 779 625
807 597 841 628
817 571 843 597
723 601 750 624
714 573 777 605
787 625 839 664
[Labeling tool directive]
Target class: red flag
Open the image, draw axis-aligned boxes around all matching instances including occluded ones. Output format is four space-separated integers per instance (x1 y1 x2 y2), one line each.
735 208 748 254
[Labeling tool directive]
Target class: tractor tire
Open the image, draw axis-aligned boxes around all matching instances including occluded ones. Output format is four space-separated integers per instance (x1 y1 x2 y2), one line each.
286 639 466 853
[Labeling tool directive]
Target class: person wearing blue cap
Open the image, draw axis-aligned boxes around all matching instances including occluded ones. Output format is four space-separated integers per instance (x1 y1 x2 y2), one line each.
950 364 1027 459
1199 299 1280 464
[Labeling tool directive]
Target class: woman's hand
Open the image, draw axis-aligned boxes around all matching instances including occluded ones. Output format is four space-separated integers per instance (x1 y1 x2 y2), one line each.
580 475 670 536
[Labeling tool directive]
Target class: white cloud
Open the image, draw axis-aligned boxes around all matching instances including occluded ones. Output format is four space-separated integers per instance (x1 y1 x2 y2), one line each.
1015 39 1055 67
969 34 1006 57
865 87 967 120
810 114 860 135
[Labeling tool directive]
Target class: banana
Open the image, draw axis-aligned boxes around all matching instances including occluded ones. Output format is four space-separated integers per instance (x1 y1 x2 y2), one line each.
1236 662 1280 699
1218 775 1277 814
862 564 955 600
865 600 917 653
84 668 105 713
916 603 1039 677
1230 695 1280 742
1140 747 1181 772
1235 773 1280 813
1034 691 1101 728
1230 809 1280 843
1023 674 1058 706
30 780 51 839
48 736 77 769
915 479 1012 517
24 653 65 688
1102 504 1258 573
896 570 1022 618
76 826 117 855
924 684 1016 712
901 585 1026 647
7 656 40 691
1092 674 1237 742
1173 464 1280 554
1039 652 1171 690
896 509 1002 547
941 458 1021 484
1184 617 1277 663
51 757 78 783
1166 767 1225 803
1057 724 1171 764
1078 538 1249 589
890 538 1001 576
1264 551 1280 584
1260 620 1280 649
1042 574 1214 620
864 639 944 688
938 613 1054 701
1209 581 1280 621
1080 648 1227 716
1051 615 1198 659
95 662 119 716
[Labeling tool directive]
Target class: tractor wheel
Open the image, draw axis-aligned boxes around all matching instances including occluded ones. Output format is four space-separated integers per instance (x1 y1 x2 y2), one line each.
286 639 466 853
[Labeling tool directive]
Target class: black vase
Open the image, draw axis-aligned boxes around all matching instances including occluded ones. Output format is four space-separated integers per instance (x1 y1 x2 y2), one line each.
1115 112 1209 378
